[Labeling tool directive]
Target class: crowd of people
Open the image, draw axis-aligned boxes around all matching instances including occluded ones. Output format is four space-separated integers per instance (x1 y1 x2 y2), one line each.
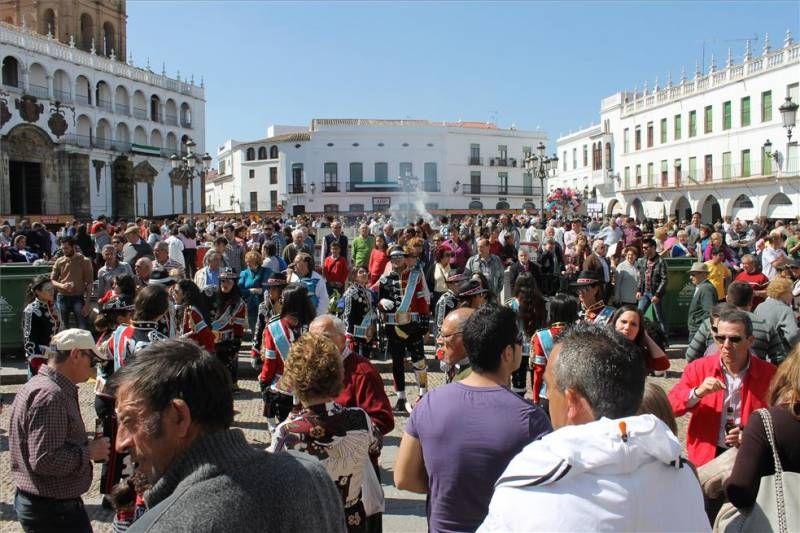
4 209 800 532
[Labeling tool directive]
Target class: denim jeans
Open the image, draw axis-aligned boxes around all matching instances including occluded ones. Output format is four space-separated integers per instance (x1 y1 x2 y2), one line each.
14 490 91 533
637 291 669 338
56 294 87 330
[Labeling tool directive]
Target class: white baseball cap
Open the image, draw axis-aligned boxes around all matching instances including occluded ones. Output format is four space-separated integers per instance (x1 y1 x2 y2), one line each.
50 329 109 360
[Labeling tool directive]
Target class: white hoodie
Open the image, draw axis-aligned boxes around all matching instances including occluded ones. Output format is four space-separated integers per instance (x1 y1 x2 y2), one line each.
478 414 709 533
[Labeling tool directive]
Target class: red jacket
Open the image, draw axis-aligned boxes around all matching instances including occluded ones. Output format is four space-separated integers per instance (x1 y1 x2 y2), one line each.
180 305 216 353
668 353 776 466
335 351 394 437
323 255 349 287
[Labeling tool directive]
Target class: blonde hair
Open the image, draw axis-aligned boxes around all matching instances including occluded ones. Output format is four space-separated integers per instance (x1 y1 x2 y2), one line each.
281 333 343 403
766 277 792 299
637 381 678 435
245 250 262 268
768 344 800 418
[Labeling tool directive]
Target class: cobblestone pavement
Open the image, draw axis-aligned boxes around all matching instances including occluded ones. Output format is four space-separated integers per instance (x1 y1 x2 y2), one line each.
0 345 688 533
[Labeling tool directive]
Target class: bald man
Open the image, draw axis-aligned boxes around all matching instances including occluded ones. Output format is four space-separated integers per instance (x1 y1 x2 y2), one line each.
438 307 475 382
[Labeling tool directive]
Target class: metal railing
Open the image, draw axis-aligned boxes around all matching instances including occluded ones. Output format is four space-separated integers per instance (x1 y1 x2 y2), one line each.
112 140 132 152
460 183 542 196
323 181 340 192
97 98 112 112
58 134 92 148
133 107 147 119
53 89 71 103
165 113 178 126
290 184 305 194
75 94 90 105
346 181 403 192
181 119 192 129
115 103 131 115
93 137 112 150
421 180 440 192
468 157 483 165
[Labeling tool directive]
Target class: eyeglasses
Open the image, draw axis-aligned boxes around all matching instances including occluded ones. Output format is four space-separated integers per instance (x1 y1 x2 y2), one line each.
713 335 743 345
438 329 463 341
84 351 105 367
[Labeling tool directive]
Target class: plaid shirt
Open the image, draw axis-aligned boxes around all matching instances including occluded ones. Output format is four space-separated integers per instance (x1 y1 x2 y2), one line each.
9 365 92 499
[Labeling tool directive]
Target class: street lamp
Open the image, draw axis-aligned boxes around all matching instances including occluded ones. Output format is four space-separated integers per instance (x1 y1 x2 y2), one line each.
779 96 798 142
524 141 558 222
170 138 212 220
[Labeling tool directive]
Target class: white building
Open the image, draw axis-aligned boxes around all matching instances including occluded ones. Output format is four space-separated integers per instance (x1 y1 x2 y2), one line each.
210 119 548 217
553 32 799 223
0 0 206 221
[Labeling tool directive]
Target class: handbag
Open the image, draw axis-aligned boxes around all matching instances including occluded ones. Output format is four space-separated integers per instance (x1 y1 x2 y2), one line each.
361 413 385 517
715 408 800 533
698 447 738 499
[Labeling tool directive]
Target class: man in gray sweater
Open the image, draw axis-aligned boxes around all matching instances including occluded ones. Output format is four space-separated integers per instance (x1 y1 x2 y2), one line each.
110 339 345 533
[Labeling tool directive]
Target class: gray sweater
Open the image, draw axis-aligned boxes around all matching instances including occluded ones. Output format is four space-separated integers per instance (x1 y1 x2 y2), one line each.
130 429 346 533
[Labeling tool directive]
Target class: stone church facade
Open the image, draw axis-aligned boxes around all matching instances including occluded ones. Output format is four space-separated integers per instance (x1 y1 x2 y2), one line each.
0 0 206 220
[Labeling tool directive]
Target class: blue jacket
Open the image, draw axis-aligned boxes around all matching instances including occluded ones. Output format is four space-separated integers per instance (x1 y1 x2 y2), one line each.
238 266 272 309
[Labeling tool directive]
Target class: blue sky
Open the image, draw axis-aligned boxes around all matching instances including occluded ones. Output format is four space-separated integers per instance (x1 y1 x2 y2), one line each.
127 1 798 160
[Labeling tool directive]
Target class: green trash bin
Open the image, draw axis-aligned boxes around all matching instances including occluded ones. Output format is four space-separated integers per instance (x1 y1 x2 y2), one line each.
643 257 695 340
0 264 54 355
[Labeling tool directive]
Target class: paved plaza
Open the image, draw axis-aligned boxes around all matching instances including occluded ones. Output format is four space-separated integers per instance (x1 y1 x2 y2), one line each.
0 344 688 533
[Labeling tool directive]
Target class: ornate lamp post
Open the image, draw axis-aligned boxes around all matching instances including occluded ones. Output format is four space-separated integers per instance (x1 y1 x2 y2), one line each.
523 141 559 221
170 138 212 220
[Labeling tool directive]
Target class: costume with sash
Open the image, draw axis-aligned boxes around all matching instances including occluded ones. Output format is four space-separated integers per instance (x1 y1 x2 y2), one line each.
342 282 375 357
212 297 247 384
179 304 216 353
531 323 567 410
378 266 430 398
580 300 616 326
258 316 300 424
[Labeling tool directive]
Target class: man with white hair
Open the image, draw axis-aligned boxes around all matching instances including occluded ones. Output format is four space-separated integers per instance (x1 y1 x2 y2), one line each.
382 223 396 245
153 241 185 278
282 228 314 269
97 244 134 296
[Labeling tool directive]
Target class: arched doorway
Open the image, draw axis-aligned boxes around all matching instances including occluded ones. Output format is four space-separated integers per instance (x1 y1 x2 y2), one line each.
2 124 54 215
673 196 691 222
730 194 755 221
701 195 721 223
629 198 645 222
764 192 794 219
607 198 624 216
468 200 483 210
522 201 535 211
496 201 510 210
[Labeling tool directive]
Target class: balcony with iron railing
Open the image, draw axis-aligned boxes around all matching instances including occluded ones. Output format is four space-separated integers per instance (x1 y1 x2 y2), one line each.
460 183 542 196
619 159 798 191
53 89 72 103
323 180 340 192
165 113 178 126
133 107 147 119
290 184 305 194
115 103 131 115
180 119 192 129
468 157 483 166
97 98 112 112
58 134 92 148
25 83 49 98
346 181 404 193
75 94 90 105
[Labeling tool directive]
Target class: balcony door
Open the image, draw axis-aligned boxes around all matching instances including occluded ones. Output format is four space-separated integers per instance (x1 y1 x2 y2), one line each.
470 171 481 195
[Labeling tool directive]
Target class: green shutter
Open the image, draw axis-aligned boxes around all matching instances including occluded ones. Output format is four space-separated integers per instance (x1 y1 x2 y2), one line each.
689 111 697 137
762 147 772 175
723 101 731 130
741 150 750 177
674 115 682 140
660 118 667 143
762 91 772 122
688 157 697 181
741 97 751 127
704 106 713 133
722 152 732 179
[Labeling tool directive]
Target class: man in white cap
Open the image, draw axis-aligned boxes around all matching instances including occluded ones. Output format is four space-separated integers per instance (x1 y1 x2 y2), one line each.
9 329 111 531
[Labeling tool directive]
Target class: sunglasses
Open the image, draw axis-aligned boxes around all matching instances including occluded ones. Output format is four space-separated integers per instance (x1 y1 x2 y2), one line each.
438 329 463 341
714 335 743 345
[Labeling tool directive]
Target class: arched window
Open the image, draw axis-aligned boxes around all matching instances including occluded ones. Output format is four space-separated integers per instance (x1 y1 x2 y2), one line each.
246 147 255 161
41 9 56 37
180 102 192 127
605 142 612 170
79 13 94 52
2 56 20 87
468 200 484 210
269 145 278 159
102 22 116 57
258 147 267 159
150 95 161 122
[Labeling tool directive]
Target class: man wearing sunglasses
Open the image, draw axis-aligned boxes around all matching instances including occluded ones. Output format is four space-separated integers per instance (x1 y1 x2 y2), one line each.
9 329 112 531
669 309 776 469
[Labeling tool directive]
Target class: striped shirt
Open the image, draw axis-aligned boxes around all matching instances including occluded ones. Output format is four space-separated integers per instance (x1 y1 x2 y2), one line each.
9 365 92 499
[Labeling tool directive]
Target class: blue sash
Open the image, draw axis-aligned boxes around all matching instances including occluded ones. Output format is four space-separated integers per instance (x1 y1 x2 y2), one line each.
353 311 374 339
535 328 555 399
300 276 320 308
398 269 420 313
593 306 615 325
267 319 291 360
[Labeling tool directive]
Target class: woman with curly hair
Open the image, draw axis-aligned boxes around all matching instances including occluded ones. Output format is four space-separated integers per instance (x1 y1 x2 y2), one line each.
269 333 377 533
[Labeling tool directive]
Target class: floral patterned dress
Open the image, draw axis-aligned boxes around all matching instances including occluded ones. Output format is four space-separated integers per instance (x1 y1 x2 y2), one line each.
269 402 377 532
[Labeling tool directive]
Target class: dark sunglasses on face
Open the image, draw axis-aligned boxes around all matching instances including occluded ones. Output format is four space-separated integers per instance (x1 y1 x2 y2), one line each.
714 335 743 345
